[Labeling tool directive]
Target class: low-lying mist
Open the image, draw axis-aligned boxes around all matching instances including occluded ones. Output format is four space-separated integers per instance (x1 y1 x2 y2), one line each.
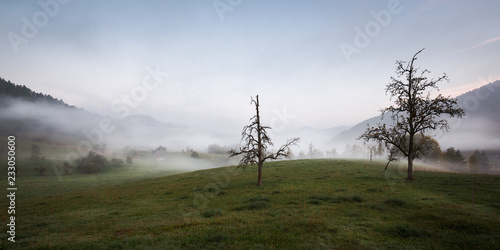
3 96 499 177
131 153 241 172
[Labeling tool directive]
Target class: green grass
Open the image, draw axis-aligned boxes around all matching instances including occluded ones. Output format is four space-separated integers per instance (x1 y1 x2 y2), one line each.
1 159 499 249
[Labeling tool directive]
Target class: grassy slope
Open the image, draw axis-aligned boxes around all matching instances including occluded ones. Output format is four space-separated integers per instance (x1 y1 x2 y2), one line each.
1 159 499 249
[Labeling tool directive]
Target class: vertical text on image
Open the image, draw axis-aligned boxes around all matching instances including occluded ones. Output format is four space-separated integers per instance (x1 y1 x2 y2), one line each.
7 135 17 243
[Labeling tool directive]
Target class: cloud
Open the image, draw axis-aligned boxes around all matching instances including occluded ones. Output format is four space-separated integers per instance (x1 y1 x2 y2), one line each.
456 35 500 53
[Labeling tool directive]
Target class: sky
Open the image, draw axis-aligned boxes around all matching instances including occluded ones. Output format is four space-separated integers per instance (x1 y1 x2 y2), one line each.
1 0 499 137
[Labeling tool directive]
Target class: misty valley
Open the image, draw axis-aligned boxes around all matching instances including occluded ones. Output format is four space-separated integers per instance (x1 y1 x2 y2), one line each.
3 0 500 248
1 77 499 176
1 73 500 249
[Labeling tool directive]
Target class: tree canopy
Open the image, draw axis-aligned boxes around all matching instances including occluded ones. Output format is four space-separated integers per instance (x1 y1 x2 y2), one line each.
359 49 465 180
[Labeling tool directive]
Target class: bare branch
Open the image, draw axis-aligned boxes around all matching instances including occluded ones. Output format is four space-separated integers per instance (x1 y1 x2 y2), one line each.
360 48 464 180
229 95 300 185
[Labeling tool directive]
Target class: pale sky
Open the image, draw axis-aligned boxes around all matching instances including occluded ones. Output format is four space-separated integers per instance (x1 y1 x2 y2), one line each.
1 0 499 136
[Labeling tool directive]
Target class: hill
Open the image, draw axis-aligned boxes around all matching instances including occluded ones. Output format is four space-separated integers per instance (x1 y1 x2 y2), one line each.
0 77 75 108
332 81 500 151
1 159 498 249
0 78 232 150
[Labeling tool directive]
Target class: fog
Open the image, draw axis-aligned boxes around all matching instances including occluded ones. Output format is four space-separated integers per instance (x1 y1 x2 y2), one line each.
0 97 237 149
2 93 499 175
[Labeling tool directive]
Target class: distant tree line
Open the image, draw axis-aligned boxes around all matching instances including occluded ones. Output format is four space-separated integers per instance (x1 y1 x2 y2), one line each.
73 151 131 174
0 77 76 108
207 144 231 154
443 148 491 173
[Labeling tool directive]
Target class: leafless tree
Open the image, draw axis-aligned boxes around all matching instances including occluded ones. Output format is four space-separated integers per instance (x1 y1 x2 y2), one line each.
229 95 300 186
359 49 464 180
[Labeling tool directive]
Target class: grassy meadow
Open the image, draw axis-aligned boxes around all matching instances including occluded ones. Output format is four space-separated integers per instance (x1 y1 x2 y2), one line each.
1 158 499 249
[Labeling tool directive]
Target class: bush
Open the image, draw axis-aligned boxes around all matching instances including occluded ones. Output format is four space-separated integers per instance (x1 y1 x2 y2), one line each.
76 151 108 174
126 156 133 164
207 144 231 154
33 166 47 176
62 162 73 175
191 151 199 158
111 158 124 167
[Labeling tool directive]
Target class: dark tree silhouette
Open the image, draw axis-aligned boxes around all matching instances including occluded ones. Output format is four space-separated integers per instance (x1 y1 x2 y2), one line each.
229 95 299 186
31 143 46 176
30 143 42 162
468 154 479 173
62 162 74 175
76 151 108 174
126 156 133 164
33 166 47 176
359 49 465 180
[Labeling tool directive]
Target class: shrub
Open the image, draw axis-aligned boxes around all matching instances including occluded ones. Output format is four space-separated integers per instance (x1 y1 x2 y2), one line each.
76 151 108 174
191 151 199 158
126 156 133 164
33 166 47 176
62 161 73 175
111 158 124 167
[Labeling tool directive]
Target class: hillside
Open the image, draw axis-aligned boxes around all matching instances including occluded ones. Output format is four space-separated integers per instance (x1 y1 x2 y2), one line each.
332 81 500 151
0 77 75 108
1 159 498 249
0 78 232 150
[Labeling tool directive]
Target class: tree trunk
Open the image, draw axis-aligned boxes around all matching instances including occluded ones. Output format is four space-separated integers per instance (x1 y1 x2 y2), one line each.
407 132 415 180
407 156 414 180
255 95 264 186
257 162 263 186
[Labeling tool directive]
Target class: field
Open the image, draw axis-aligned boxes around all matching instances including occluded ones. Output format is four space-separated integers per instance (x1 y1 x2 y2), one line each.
1 158 499 249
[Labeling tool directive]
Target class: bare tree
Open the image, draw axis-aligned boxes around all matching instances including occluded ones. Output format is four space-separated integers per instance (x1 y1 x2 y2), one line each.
359 49 464 180
229 95 300 186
